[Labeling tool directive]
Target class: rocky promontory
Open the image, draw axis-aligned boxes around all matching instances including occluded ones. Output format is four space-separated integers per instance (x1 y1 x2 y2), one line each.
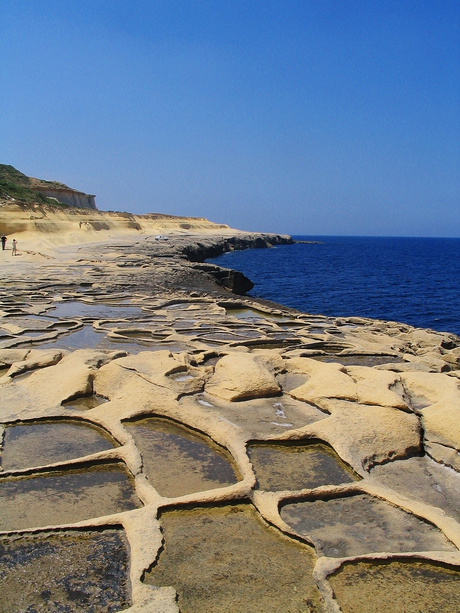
0 164 96 209
1 201 460 613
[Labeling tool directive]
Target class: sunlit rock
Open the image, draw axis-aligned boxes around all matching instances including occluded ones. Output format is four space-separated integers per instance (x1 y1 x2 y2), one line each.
287 358 358 403
308 399 422 472
0 350 123 421
205 353 281 401
345 365 409 409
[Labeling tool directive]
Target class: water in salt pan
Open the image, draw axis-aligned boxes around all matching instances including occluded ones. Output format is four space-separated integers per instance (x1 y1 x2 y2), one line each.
225 307 291 321
313 354 405 366
0 529 131 613
124 416 239 498
26 326 109 350
46 301 143 320
329 559 460 613
247 441 357 492
197 331 262 343
370 456 460 522
26 325 153 353
280 493 456 557
225 307 265 319
1 420 116 471
0 463 141 531
112 329 169 340
145 504 322 613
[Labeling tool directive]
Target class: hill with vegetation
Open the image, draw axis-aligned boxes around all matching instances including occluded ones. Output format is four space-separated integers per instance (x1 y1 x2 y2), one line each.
0 165 74 206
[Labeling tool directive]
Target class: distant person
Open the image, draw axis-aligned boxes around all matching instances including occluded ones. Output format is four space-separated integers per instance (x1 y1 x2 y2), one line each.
11 239 17 256
1 235 6 250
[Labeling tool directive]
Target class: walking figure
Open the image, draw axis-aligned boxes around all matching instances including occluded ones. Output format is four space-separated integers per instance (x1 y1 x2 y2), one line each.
11 239 17 256
1 235 6 250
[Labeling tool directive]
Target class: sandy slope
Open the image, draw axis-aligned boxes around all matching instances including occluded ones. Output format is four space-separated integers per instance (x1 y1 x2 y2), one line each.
0 201 242 262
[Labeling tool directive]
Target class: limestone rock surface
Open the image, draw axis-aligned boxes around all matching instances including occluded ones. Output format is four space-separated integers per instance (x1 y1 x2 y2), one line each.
287 359 357 403
205 353 281 401
308 398 422 472
1 226 460 613
0 349 122 421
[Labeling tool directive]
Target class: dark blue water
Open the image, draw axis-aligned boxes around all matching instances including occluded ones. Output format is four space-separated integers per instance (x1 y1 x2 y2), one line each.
209 236 460 336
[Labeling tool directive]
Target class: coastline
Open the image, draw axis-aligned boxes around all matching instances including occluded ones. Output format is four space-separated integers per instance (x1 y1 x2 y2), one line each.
210 234 460 337
1 209 460 612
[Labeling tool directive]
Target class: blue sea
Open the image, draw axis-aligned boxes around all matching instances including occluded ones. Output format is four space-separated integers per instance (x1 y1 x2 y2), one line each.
209 236 460 337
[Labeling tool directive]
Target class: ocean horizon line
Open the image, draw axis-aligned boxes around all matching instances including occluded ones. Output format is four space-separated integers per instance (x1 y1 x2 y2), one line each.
209 235 460 336
287 234 460 240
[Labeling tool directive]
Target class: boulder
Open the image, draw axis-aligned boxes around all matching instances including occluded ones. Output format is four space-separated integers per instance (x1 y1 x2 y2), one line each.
205 353 281 401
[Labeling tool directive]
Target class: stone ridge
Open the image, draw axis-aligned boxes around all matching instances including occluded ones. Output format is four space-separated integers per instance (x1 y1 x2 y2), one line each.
177 233 293 294
179 233 293 262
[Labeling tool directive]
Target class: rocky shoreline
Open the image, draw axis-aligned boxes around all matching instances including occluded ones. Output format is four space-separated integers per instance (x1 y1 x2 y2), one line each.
1 223 460 613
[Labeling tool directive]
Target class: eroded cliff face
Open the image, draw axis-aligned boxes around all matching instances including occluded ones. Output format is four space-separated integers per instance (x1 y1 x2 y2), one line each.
29 187 96 209
0 202 292 283
0 201 226 235
0 202 233 252
1 230 460 613
0 164 96 209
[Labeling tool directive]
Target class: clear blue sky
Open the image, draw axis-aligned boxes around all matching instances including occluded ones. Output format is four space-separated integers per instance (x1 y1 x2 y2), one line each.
1 0 459 236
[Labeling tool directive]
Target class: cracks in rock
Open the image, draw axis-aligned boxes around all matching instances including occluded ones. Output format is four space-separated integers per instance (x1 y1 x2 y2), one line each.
2 236 460 612
425 441 460 471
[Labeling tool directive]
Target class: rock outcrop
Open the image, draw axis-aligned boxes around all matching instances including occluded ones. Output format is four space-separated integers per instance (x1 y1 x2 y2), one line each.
0 164 96 209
